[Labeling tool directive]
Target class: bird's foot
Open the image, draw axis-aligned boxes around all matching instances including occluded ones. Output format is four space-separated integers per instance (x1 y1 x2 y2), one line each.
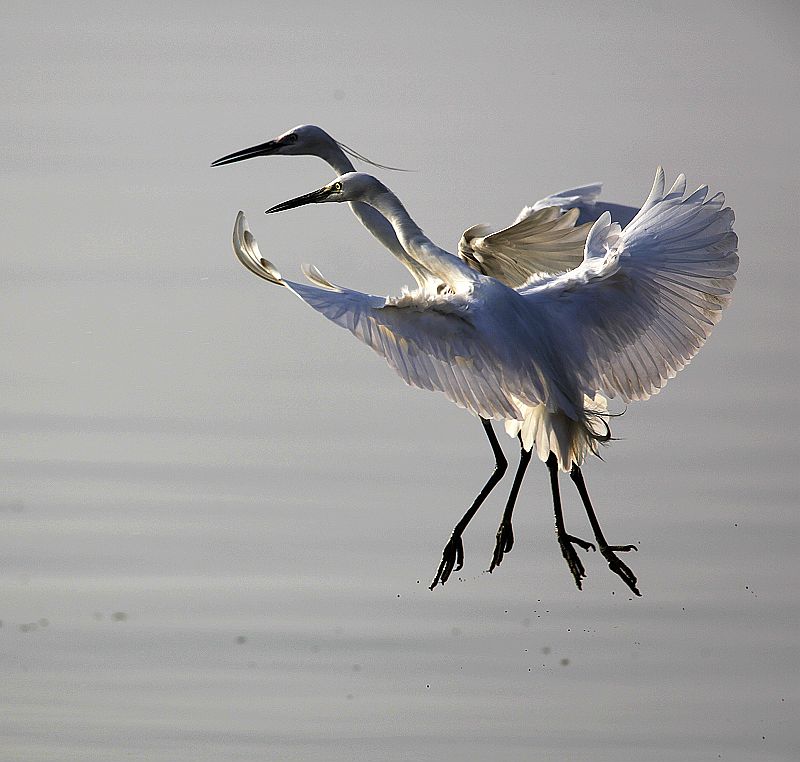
599 543 640 596
488 520 514 572
557 532 595 589
430 534 464 589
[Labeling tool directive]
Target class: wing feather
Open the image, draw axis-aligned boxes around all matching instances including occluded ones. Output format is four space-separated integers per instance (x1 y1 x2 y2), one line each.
519 168 738 403
529 183 603 214
458 206 591 287
265 273 523 421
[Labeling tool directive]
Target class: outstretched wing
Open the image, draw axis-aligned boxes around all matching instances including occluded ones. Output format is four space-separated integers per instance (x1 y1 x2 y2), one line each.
232 212 522 421
520 168 738 403
458 206 592 288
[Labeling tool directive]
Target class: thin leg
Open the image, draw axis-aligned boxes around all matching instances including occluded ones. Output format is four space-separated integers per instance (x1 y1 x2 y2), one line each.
569 464 641 596
488 436 532 572
546 452 596 589
430 418 507 589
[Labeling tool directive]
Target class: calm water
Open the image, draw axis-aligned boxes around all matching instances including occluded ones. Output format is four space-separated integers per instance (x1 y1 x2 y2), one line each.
2 3 798 760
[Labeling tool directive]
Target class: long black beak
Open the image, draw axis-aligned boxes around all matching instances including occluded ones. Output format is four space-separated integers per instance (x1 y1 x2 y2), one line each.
211 140 280 167
265 186 334 214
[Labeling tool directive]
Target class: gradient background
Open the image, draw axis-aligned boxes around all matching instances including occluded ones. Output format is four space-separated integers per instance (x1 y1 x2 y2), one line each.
2 1 798 760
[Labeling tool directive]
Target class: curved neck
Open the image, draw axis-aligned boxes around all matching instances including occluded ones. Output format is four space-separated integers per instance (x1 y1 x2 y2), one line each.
316 141 431 288
364 185 476 285
316 140 356 177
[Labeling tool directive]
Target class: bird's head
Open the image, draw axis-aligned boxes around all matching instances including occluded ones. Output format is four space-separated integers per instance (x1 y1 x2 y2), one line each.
211 124 334 166
265 172 386 214
212 125 407 171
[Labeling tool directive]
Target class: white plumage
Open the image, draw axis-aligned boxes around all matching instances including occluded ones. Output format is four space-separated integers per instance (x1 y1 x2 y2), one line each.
238 168 736 462
213 124 636 484
227 165 737 595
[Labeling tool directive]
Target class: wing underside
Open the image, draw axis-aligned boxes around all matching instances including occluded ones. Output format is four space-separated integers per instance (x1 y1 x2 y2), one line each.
458 206 591 287
233 212 523 421
519 169 738 403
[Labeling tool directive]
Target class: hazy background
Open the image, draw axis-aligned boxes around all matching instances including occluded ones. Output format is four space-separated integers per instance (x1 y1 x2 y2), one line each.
2 1 798 760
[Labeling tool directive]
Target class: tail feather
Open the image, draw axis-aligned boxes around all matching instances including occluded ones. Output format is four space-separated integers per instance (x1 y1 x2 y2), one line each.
506 393 611 471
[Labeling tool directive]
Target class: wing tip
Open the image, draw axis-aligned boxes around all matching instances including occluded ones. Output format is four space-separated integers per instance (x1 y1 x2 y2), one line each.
301 263 343 291
232 211 284 285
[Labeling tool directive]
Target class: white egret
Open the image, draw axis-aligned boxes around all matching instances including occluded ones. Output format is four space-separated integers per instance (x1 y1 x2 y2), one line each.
213 126 641 588
230 169 738 595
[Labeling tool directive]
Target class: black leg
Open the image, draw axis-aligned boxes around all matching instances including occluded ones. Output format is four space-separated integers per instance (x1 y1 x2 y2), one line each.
569 464 641 596
430 418 507 588
488 436 532 572
546 452 596 589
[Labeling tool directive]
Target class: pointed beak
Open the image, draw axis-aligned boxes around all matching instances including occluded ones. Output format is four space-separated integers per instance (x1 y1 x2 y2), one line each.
211 139 280 167
265 186 334 214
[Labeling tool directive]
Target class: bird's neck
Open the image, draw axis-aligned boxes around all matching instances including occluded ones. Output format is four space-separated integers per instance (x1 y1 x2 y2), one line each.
317 141 356 176
316 143 429 287
366 188 475 285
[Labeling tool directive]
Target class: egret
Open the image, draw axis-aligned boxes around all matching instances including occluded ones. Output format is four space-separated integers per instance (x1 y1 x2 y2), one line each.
230 168 738 595
213 126 642 588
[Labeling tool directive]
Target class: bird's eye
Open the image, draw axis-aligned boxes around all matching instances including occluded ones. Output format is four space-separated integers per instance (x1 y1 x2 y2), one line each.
333 182 343 192
285 133 298 143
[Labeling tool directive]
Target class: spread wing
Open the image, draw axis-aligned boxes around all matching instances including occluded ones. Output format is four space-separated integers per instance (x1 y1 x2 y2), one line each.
458 206 592 288
519 168 738 403
233 212 522 421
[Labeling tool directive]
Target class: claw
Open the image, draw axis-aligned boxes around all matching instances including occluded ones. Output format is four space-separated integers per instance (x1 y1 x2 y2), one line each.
557 532 595 590
488 521 514 572
565 534 595 553
430 534 464 589
599 545 641 596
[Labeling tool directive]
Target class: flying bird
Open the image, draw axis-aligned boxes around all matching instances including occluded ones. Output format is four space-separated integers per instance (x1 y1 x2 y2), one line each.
228 169 738 595
213 127 642 589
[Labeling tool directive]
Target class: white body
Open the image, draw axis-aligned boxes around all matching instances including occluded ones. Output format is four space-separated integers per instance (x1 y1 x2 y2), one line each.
214 126 641 463
234 168 738 471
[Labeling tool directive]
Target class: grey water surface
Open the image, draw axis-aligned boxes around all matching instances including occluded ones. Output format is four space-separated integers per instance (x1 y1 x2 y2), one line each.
2 2 798 760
